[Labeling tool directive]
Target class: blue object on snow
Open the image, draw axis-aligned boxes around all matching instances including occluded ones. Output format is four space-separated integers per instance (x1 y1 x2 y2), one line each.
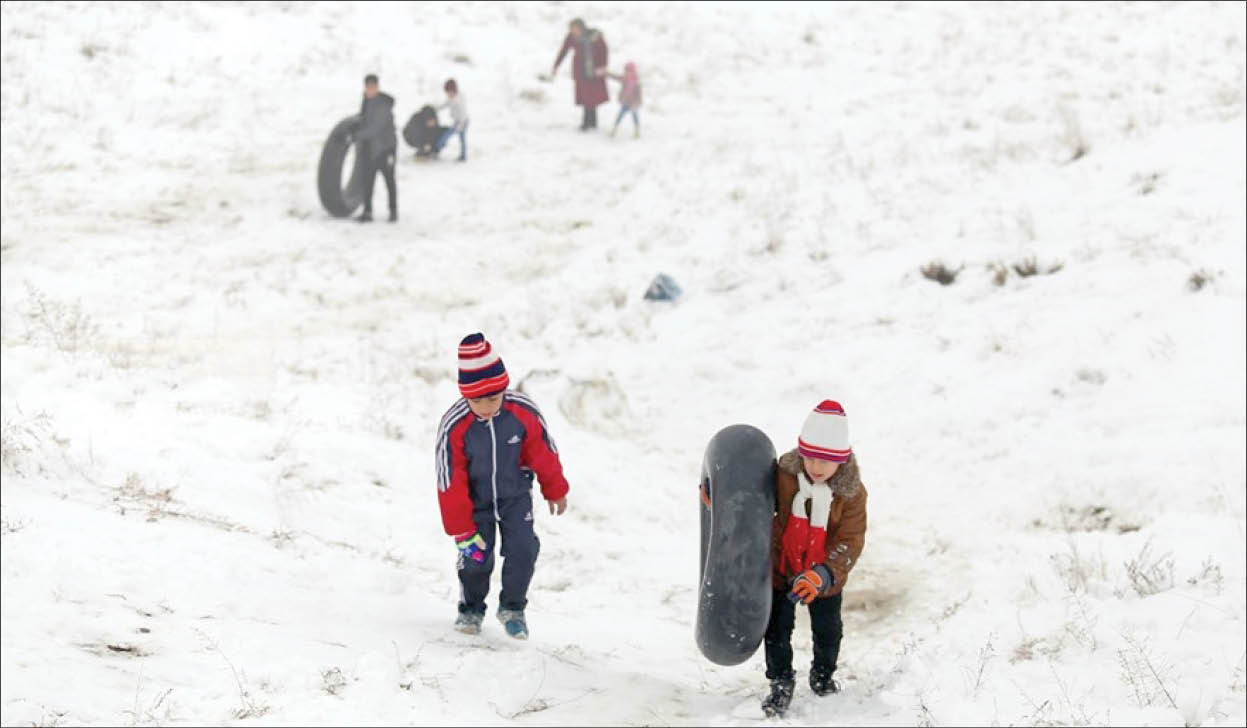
644 273 683 302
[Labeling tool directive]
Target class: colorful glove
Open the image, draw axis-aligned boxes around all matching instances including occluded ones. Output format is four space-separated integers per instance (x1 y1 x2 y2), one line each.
454 531 488 563
788 564 833 604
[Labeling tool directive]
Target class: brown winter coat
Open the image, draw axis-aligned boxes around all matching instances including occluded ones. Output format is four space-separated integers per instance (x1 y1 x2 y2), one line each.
770 449 868 597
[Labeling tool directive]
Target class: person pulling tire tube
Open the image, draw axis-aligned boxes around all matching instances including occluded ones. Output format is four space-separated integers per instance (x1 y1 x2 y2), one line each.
354 73 398 223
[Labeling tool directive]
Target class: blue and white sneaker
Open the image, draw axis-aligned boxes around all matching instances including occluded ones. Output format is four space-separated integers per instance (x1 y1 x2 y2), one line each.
496 609 528 640
454 611 483 635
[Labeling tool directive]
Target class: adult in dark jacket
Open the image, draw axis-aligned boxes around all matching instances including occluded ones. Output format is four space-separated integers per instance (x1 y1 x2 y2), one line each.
355 74 397 223
551 18 608 131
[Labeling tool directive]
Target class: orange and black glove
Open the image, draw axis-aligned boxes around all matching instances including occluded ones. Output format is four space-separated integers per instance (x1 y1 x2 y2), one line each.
788 564 833 604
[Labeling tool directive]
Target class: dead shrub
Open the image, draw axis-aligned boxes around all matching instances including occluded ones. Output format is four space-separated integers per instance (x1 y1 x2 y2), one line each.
1123 539 1174 597
988 262 1009 286
920 260 964 285
1187 269 1216 291
1013 257 1064 277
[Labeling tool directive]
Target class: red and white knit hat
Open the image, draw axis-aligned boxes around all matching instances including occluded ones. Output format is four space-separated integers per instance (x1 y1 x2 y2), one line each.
457 332 509 398
797 400 852 463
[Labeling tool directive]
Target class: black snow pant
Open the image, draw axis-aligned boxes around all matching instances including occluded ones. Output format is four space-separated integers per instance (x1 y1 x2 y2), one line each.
581 104 598 129
360 146 397 215
457 493 541 615
764 588 843 681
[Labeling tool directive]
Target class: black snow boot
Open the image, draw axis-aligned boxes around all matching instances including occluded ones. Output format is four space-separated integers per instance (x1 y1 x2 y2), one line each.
810 667 839 696
388 209 397 223
356 210 373 223
760 678 794 717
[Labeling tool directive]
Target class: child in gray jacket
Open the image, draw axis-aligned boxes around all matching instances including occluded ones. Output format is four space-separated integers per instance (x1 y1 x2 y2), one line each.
436 78 469 162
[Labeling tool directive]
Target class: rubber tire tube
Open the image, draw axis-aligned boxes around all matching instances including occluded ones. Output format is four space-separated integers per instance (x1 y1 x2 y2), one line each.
317 114 368 218
696 424 777 666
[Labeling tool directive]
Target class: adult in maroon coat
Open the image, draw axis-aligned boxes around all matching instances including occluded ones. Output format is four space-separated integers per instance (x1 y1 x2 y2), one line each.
551 18 609 131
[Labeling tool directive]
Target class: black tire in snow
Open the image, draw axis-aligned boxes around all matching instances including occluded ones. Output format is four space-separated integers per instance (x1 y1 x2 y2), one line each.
317 114 368 218
696 424 777 666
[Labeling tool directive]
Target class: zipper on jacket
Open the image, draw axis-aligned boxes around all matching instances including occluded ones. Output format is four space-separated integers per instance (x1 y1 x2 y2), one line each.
487 417 500 522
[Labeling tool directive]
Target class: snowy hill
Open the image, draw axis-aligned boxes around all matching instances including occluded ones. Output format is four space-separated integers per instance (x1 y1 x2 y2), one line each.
2 1 1244 725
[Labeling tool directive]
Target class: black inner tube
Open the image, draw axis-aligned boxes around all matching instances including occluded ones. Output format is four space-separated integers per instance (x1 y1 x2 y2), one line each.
696 424 777 666
317 114 368 218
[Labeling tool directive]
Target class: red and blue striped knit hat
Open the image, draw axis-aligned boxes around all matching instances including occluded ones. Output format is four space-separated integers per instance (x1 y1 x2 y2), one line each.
457 333 509 398
797 400 852 463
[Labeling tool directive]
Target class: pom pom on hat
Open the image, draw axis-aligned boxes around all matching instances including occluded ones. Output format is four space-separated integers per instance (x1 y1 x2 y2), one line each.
797 400 852 463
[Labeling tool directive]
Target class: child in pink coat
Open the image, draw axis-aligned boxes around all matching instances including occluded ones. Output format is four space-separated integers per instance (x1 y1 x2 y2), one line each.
606 61 642 137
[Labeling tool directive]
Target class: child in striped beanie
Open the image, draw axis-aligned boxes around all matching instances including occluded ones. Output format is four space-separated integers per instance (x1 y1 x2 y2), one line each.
761 399 869 717
434 332 570 640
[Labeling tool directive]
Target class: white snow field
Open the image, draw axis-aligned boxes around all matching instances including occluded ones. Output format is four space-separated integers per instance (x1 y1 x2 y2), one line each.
2 1 1245 725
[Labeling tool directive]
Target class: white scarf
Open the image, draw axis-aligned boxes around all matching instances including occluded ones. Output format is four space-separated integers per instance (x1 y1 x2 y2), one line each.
793 471 833 529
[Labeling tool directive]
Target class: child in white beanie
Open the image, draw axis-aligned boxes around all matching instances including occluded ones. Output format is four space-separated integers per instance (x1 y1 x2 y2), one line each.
761 399 868 717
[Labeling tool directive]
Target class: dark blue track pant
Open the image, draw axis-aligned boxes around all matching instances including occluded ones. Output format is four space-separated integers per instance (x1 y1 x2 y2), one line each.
457 493 540 614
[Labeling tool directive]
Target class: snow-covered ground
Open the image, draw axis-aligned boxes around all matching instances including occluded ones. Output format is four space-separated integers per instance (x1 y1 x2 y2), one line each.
2 1 1244 725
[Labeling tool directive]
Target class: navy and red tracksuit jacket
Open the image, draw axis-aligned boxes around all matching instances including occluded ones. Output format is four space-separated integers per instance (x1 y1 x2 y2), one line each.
435 390 570 536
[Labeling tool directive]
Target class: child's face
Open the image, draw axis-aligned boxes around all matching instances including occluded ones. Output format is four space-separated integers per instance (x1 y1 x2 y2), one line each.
802 456 840 484
467 392 504 419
